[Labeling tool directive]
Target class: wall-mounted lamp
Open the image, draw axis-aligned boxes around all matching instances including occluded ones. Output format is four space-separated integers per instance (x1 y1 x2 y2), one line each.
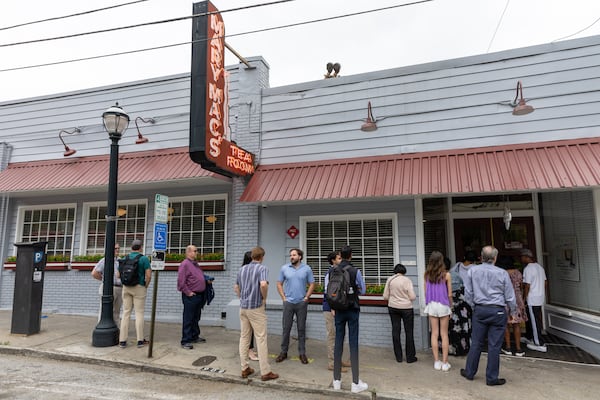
361 101 378 132
511 81 534 116
58 128 81 157
134 117 154 144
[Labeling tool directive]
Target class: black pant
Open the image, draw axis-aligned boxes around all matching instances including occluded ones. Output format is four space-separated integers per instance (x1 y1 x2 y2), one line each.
388 307 416 362
525 304 545 346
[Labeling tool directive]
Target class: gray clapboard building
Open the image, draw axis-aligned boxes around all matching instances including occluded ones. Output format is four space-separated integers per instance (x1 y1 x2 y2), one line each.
1 35 600 358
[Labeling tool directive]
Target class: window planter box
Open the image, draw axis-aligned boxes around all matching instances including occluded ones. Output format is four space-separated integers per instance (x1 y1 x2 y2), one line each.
163 261 225 271
71 262 96 271
3 262 69 271
309 293 387 307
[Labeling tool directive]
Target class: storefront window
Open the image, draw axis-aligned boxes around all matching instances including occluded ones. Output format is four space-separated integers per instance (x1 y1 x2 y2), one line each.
85 202 147 254
302 213 397 285
540 191 600 313
18 205 76 257
167 196 226 256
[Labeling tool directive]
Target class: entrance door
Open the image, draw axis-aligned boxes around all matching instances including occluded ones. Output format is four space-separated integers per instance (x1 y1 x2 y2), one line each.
454 217 536 263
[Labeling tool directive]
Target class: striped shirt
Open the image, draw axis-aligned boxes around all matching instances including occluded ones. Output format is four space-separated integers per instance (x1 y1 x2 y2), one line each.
237 261 269 309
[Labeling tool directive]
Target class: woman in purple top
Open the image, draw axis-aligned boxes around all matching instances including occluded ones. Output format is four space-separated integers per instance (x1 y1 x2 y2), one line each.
423 251 453 372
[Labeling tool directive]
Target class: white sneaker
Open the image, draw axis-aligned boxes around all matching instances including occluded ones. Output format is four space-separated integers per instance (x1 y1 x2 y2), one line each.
520 337 532 345
501 347 512 356
441 362 451 372
527 343 548 353
434 360 443 370
514 350 525 357
351 380 368 393
332 380 341 390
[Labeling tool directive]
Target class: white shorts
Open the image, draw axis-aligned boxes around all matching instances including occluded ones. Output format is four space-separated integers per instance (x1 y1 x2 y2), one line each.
424 301 452 317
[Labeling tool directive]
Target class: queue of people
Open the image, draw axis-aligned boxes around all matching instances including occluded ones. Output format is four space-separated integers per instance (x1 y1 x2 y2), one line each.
92 239 545 391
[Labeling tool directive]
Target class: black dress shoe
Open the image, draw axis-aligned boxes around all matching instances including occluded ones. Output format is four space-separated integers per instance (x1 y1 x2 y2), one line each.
192 337 206 343
275 352 287 362
486 378 507 386
406 357 418 363
460 369 473 381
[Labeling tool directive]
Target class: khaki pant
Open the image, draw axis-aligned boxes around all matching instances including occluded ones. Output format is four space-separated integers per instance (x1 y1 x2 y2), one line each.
119 284 147 342
97 283 122 324
239 305 272 376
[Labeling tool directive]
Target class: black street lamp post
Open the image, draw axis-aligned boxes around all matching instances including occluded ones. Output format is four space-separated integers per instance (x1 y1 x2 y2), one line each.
92 103 130 347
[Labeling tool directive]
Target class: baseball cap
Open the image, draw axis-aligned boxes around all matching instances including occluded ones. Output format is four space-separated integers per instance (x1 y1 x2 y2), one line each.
131 239 143 250
520 249 533 258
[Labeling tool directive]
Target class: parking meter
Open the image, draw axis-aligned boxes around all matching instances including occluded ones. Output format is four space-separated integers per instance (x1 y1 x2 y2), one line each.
11 241 48 335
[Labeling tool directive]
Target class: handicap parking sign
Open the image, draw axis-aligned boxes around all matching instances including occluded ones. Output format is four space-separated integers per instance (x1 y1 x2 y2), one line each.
153 222 167 251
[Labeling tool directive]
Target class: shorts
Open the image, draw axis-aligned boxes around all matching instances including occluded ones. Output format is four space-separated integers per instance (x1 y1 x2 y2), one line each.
424 301 452 317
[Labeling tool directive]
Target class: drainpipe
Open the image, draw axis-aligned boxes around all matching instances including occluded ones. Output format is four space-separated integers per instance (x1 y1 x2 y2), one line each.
0 142 14 298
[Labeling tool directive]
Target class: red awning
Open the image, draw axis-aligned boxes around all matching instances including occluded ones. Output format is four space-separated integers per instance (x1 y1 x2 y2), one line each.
0 147 230 195
240 137 600 203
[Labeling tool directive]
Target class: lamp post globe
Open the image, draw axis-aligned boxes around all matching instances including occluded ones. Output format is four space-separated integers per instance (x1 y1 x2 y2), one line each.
92 103 130 347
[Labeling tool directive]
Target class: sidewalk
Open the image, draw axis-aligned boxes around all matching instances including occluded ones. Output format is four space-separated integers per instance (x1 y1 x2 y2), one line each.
0 310 597 399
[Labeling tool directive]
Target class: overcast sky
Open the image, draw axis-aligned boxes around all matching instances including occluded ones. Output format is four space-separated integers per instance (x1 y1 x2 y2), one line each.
2 0 600 103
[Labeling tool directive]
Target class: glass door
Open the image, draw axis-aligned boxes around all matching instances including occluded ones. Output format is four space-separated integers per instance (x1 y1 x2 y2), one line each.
454 217 536 263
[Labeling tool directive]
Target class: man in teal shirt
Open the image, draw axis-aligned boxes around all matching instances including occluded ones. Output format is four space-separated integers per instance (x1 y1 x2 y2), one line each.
118 239 151 348
275 248 315 364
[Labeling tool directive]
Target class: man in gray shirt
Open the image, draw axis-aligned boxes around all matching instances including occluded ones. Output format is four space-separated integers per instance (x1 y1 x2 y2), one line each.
461 245 516 386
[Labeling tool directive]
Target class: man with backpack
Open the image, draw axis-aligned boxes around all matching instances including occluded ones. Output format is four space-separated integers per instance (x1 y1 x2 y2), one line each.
118 239 151 348
326 245 368 393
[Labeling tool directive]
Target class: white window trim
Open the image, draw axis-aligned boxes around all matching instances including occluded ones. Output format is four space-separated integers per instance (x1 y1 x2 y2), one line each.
15 203 78 257
300 212 399 283
80 199 148 255
165 194 228 255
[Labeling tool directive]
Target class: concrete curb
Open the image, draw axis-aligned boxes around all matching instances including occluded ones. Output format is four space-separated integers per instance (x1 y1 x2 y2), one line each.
0 346 404 400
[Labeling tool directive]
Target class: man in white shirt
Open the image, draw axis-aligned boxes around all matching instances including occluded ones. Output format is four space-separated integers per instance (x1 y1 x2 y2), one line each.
521 249 548 353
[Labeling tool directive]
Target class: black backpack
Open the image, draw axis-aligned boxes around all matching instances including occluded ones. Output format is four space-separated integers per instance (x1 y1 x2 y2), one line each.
118 254 143 286
326 264 357 311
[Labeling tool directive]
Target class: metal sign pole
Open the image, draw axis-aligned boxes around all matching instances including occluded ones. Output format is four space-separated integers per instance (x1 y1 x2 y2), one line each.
148 269 159 358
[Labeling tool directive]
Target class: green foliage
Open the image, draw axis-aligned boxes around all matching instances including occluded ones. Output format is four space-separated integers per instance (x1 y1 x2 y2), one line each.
313 283 325 293
198 252 224 261
72 254 104 262
164 252 224 262
5 256 16 263
365 284 385 295
165 253 186 262
46 254 71 263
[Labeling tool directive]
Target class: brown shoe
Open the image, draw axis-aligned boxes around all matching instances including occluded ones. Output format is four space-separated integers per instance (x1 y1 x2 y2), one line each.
342 360 351 367
299 354 309 364
275 352 287 362
261 371 279 381
241 366 255 378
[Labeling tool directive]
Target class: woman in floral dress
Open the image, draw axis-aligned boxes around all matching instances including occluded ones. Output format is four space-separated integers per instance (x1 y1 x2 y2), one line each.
497 255 528 356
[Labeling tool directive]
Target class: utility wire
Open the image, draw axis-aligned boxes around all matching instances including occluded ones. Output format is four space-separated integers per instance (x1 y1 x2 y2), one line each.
0 0 433 73
486 0 510 53
552 14 600 42
0 0 149 31
0 0 296 48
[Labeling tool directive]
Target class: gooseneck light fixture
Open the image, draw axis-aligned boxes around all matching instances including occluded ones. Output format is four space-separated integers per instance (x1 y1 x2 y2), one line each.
512 80 535 116
361 101 378 132
58 128 81 157
134 117 154 144
92 103 130 348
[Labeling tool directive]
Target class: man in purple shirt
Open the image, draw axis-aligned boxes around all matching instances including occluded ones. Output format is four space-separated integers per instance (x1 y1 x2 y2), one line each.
177 245 212 349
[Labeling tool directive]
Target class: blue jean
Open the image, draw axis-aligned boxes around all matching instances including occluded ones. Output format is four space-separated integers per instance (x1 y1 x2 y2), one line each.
334 308 360 384
281 300 308 354
464 305 507 383
181 292 205 345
